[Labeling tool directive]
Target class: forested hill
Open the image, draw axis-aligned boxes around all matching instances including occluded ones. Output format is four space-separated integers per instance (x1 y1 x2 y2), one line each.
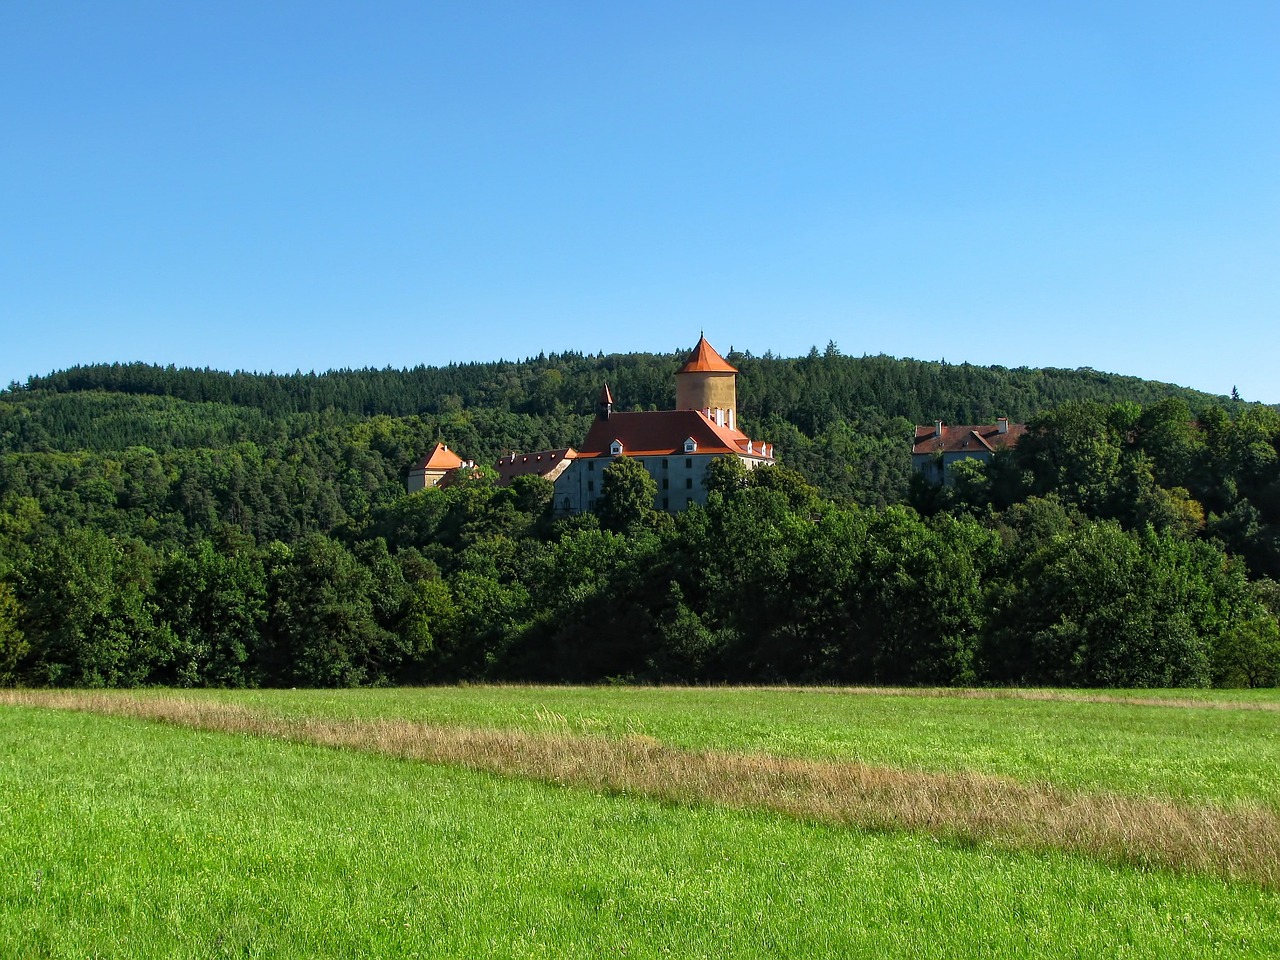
2 348 1278 690
13 349 1226 427
0 349 1239 510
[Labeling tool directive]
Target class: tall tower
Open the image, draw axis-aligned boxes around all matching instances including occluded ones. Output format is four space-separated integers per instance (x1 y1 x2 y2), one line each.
675 335 738 430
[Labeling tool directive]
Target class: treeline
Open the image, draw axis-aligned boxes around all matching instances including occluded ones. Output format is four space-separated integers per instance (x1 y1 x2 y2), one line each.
1 348 1237 510
0 413 587 547
1 353 1277 689
15 348 1228 426
914 398 1280 581
1 460 1276 689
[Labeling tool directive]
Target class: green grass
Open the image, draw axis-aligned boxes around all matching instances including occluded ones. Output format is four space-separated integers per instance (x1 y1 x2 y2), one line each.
167 685 1280 809
3 705 1278 959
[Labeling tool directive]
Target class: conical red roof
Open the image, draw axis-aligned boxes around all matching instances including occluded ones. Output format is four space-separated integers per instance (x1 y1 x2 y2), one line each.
419 442 464 470
677 336 737 374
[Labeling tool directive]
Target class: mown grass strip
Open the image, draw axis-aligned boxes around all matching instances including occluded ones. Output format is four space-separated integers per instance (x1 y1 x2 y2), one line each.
6 689 1278 890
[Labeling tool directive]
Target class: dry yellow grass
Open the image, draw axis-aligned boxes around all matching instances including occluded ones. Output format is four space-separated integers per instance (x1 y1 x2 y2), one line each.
5 689 1278 888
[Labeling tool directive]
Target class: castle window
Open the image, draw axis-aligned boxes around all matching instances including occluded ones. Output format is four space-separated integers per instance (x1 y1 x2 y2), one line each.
588 461 595 472
683 438 697 454
685 478 693 489
685 458 693 468
662 478 669 490
587 480 595 492
662 459 669 469
662 497 669 509
610 440 624 456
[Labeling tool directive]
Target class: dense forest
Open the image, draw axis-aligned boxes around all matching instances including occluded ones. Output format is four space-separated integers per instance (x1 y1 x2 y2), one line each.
1 348 1277 688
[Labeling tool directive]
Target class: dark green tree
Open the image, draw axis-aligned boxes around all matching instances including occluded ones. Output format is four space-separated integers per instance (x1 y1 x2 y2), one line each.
0 582 27 685
155 538 267 687
263 534 396 687
15 528 174 687
596 458 658 533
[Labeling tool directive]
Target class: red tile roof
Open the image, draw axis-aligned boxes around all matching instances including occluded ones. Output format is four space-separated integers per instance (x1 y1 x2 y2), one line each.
415 442 465 470
578 410 773 459
912 421 1027 455
495 448 578 485
677 336 738 374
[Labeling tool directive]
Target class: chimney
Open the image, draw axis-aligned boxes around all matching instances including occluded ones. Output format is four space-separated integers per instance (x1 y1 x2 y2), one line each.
997 417 1008 434
934 420 943 438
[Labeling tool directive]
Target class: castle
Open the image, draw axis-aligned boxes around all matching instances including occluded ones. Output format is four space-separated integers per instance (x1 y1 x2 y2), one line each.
411 336 776 513
409 336 1027 503
548 336 775 514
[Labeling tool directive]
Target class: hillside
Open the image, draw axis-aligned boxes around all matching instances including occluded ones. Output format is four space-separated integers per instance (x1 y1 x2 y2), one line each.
0 350 1232 507
1 349 1276 691
9 349 1229 436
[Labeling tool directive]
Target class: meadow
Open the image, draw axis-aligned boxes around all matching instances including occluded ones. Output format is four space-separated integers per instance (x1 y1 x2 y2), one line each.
2 686 1278 958
174 684 1280 807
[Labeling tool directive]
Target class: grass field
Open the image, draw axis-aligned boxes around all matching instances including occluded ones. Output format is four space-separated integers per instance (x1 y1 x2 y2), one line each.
163 684 1280 807
3 686 1278 958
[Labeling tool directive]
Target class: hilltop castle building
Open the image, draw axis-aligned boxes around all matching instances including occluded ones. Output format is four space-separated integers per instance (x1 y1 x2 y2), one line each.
487 336 775 514
549 336 775 514
406 340 1026 504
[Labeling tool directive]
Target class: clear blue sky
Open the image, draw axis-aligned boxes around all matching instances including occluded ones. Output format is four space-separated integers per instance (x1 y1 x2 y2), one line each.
3 1 1277 402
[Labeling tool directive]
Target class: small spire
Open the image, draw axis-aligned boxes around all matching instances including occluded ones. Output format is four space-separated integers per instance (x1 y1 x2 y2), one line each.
597 383 613 420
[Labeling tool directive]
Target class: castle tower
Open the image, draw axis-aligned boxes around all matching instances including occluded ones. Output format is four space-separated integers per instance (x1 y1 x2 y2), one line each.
675 335 738 430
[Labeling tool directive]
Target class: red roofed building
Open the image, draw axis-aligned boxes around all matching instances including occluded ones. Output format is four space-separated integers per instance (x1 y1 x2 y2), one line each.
407 442 475 492
553 336 776 514
495 447 579 485
911 418 1027 485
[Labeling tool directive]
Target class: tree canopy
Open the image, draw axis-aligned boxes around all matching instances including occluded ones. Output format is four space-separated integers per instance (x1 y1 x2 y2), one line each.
1 352 1276 689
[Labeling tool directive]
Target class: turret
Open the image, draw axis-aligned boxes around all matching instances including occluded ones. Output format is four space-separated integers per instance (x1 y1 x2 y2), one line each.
675 335 737 430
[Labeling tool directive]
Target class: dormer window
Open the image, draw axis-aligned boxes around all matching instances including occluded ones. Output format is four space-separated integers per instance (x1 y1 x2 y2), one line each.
610 440 624 456
683 438 697 454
